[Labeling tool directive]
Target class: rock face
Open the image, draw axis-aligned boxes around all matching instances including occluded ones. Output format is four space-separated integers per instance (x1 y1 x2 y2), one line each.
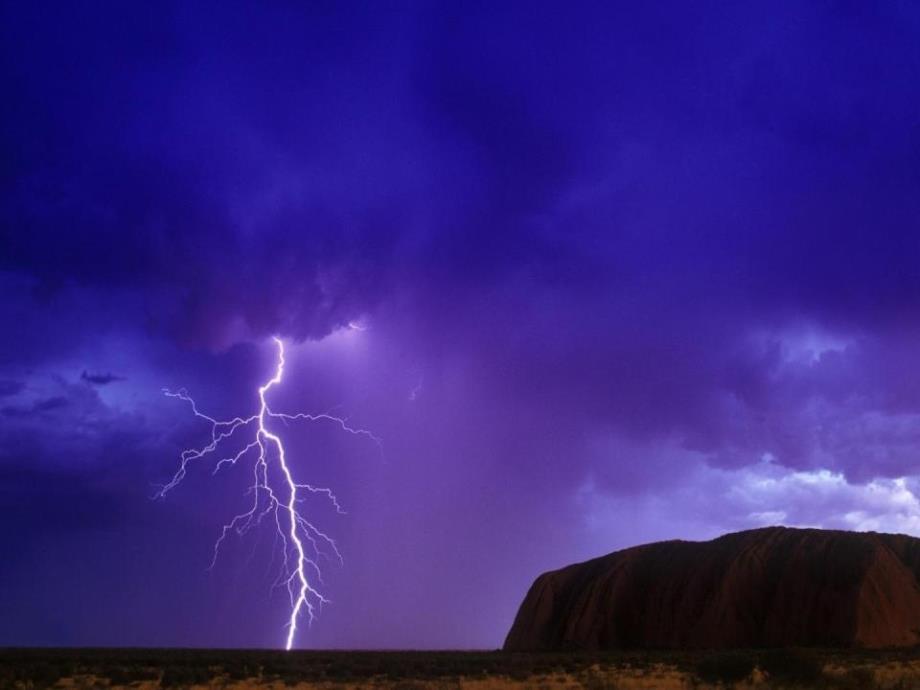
504 527 920 650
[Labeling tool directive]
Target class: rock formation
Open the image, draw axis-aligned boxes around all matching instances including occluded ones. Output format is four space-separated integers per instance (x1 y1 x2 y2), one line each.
504 526 920 650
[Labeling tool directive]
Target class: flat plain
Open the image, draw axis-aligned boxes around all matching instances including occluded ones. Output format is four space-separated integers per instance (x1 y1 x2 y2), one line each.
4 648 920 689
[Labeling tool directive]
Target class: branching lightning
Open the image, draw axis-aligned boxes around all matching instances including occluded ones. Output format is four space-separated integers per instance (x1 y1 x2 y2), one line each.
158 337 379 650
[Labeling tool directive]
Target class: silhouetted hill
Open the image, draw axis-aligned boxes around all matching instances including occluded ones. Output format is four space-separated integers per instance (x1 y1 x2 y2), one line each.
505 526 920 650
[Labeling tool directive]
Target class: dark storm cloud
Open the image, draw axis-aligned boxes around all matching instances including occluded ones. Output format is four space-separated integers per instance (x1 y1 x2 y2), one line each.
0 381 142 461
4 2 918 344
81 371 125 386
0 380 24 397
2 396 68 417
31 396 69 412
3 0 920 648
1 2 417 345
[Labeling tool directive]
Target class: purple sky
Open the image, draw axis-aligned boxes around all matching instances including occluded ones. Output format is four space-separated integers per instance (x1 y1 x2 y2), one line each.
3 1 920 649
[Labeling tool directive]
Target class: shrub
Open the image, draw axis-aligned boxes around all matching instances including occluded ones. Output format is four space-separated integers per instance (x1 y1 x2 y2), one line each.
26 663 64 689
694 652 756 686
225 663 256 681
105 666 136 685
759 648 822 685
829 666 877 690
580 668 619 690
159 665 213 688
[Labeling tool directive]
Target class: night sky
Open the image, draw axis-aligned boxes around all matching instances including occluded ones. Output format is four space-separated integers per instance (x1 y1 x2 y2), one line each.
2 1 920 650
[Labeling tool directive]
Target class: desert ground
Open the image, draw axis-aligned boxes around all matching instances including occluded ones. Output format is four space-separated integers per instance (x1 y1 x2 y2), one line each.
3 648 920 689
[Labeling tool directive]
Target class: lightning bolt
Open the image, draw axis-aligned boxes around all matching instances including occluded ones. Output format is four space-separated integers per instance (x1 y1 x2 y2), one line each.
158 336 380 650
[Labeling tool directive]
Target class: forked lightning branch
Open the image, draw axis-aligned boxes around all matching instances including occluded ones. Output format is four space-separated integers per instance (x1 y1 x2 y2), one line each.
158 337 379 650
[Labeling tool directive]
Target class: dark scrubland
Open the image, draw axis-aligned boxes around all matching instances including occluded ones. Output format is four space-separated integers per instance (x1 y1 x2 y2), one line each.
3 647 920 689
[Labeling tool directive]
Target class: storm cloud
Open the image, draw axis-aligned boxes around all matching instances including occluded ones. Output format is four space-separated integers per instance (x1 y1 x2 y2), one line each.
2 1 920 648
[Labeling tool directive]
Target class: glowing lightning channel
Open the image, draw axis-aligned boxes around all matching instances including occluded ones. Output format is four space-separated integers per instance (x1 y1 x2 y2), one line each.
158 336 380 650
